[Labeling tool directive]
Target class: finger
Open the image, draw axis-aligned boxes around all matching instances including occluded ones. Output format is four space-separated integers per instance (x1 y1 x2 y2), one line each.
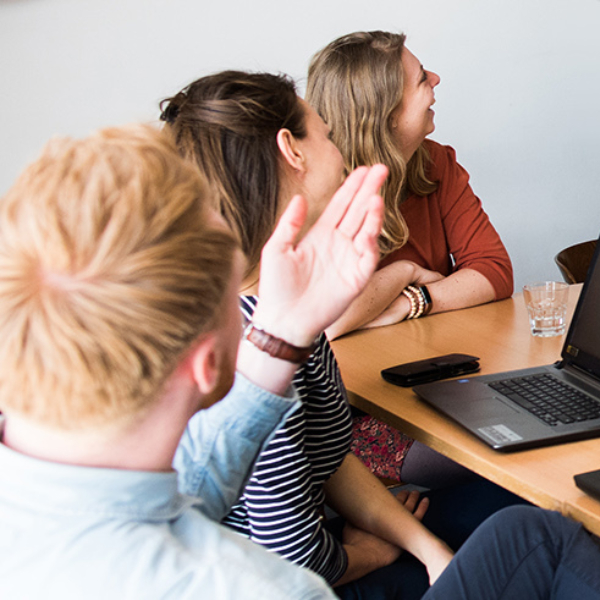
356 245 381 285
413 496 430 522
353 196 384 282
398 489 421 513
336 165 388 240
312 166 369 231
263 194 307 254
395 490 408 503
353 194 384 257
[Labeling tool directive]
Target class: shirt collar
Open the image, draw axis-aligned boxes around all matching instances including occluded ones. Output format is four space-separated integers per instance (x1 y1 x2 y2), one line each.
0 418 199 520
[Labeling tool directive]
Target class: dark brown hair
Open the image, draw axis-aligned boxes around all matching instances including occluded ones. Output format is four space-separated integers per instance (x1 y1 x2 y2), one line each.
161 71 306 275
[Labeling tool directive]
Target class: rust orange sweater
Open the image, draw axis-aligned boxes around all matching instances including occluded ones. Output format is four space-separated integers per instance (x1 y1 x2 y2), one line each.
380 140 513 300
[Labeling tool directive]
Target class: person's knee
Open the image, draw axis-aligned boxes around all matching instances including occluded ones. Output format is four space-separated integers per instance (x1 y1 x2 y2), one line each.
483 505 576 547
400 441 477 489
486 505 553 529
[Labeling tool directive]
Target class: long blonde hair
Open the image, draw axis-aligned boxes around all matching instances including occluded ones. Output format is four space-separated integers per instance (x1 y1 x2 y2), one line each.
306 30 438 256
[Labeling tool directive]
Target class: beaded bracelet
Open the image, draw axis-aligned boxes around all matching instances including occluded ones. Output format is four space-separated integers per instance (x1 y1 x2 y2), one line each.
402 286 421 319
401 285 433 319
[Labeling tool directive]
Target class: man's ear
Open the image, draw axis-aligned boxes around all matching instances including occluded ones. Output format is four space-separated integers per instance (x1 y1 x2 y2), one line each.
276 128 306 173
188 333 220 395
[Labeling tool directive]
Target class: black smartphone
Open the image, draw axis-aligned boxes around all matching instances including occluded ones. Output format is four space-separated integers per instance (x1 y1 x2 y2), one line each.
381 353 480 387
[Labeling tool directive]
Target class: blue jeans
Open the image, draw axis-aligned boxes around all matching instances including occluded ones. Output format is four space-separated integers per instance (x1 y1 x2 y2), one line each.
425 505 600 599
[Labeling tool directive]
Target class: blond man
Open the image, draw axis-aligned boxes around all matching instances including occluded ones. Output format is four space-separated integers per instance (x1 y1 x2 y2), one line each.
0 124 387 599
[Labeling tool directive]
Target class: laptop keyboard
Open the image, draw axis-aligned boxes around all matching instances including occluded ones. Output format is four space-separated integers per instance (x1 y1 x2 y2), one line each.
489 373 600 427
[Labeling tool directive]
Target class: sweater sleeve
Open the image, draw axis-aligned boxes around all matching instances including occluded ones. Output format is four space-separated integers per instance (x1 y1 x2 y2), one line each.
431 142 514 299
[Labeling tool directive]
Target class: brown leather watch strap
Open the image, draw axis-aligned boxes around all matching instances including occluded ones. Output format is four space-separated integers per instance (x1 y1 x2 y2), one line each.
243 324 317 363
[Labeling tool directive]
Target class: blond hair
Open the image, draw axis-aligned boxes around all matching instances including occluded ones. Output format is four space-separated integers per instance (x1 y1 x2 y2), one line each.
0 124 236 429
306 30 438 256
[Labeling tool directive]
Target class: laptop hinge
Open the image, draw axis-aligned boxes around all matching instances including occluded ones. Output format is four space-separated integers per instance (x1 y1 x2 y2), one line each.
562 362 600 395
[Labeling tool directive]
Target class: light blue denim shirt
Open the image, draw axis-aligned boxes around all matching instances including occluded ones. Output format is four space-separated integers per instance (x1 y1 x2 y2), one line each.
0 374 335 600
175 373 300 520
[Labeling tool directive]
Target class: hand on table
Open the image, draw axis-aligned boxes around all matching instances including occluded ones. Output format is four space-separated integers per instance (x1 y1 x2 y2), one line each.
364 264 444 328
326 259 443 338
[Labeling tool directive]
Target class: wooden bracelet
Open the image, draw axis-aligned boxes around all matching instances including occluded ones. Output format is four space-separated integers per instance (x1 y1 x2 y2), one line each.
243 323 317 363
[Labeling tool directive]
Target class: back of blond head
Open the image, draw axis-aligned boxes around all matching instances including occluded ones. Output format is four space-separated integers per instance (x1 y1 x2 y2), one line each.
0 124 235 429
307 31 437 256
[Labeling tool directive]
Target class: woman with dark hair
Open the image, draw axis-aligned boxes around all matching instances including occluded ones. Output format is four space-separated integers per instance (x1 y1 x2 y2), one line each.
306 31 513 340
161 71 522 600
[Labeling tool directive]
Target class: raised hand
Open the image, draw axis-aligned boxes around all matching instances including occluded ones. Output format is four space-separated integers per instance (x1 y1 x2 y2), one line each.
253 165 387 346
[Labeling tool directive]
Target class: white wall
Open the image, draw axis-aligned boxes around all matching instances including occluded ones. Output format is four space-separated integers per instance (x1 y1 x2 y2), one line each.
2 0 600 289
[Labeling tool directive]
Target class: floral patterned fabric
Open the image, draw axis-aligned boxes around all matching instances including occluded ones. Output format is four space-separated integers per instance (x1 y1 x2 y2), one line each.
350 414 414 483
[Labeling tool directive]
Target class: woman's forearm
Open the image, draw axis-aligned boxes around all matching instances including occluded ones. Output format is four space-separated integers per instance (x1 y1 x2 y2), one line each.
324 454 453 574
426 268 495 314
325 261 423 339
327 266 496 338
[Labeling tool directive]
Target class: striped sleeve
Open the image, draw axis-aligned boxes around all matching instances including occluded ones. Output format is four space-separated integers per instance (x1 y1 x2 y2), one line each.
223 296 353 584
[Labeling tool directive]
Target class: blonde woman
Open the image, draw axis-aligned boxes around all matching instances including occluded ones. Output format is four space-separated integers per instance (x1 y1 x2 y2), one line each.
306 30 513 340
306 30 514 487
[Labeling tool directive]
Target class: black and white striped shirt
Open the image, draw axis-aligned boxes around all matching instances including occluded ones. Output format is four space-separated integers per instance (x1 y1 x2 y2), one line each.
222 296 352 584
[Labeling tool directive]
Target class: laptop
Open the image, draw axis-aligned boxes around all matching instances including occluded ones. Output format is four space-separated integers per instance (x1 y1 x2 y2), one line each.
413 235 600 452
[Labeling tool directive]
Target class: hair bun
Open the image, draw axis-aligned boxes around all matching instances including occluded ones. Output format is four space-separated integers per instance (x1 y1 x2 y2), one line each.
160 101 180 123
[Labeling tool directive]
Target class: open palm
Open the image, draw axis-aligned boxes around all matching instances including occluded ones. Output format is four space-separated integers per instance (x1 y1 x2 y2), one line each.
254 165 387 346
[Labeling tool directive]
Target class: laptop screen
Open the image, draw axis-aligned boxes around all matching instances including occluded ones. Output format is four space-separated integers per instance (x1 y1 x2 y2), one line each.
563 236 600 379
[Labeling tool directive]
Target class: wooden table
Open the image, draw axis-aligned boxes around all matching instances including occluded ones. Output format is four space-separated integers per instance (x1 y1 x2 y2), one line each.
331 284 600 536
